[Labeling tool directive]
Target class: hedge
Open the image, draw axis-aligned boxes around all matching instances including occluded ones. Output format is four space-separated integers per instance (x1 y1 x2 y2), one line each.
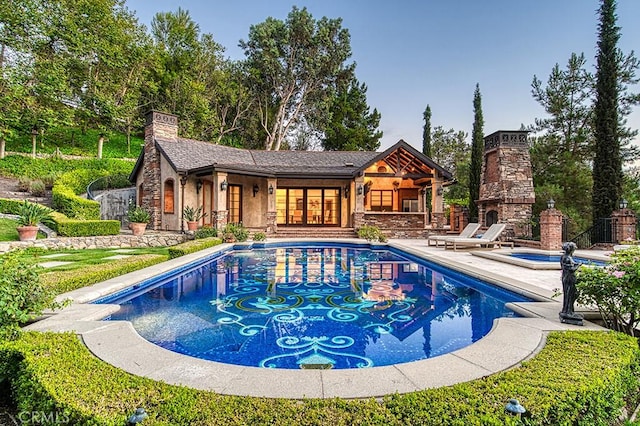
39 254 168 295
0 331 637 425
167 237 223 259
0 197 24 215
51 183 100 220
49 212 120 237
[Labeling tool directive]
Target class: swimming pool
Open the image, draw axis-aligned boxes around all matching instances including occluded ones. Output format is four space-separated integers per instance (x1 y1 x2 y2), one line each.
509 253 607 266
97 243 531 369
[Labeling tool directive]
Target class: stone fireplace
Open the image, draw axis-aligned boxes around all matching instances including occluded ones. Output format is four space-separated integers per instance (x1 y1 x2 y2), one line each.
477 130 535 238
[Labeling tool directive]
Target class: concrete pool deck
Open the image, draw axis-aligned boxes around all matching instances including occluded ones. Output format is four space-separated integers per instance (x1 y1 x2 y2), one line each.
26 239 609 399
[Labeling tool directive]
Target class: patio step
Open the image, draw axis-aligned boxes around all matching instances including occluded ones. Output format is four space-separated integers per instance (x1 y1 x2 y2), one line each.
274 227 357 239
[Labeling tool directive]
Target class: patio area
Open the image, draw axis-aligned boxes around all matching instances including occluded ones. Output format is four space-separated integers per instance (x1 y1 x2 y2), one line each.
25 239 609 399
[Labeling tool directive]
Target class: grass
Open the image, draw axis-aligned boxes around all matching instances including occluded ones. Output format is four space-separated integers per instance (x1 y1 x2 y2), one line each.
13 247 170 273
0 218 19 241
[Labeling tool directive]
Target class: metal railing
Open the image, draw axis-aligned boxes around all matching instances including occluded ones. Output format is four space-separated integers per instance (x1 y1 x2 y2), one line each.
570 218 615 249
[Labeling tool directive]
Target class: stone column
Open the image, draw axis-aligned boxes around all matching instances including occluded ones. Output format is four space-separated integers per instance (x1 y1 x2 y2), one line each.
611 208 637 243
540 208 563 250
266 178 277 235
213 172 228 230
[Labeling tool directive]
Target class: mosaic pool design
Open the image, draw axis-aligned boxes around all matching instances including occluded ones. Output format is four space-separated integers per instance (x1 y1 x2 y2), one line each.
100 244 530 369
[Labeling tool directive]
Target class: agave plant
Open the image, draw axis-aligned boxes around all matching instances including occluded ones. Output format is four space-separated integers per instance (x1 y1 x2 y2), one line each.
17 200 53 227
127 205 151 223
183 205 207 222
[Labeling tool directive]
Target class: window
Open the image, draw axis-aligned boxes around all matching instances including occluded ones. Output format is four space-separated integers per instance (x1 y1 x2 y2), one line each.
370 190 393 211
402 199 419 212
163 179 175 214
138 183 144 205
276 188 340 225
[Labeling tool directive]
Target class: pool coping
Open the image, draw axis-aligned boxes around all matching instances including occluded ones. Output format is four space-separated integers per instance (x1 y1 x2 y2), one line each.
25 239 606 399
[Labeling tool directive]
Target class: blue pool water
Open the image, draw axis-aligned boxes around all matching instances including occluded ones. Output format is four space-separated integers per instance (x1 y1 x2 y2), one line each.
97 243 531 369
509 253 608 266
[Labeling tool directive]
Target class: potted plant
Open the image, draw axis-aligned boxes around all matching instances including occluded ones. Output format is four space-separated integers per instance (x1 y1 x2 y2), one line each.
16 200 53 241
183 205 207 231
127 205 151 236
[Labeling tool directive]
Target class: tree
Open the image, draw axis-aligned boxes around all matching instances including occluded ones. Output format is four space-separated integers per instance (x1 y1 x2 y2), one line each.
322 77 382 151
468 84 483 222
422 105 432 157
592 0 623 221
240 6 353 150
430 126 470 202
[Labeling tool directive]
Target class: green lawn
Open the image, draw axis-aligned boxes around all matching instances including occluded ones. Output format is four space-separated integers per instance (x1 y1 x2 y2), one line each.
0 218 19 241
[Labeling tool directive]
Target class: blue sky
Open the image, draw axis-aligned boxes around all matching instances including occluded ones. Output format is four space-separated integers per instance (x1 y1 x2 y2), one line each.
125 0 640 151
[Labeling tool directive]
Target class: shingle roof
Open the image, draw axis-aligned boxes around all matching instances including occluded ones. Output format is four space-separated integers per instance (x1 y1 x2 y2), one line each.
132 137 452 181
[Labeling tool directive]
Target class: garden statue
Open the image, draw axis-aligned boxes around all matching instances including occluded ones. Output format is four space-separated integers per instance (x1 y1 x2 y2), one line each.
559 241 584 326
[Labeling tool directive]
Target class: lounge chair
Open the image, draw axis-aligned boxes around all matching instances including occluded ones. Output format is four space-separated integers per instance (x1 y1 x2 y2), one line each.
443 223 512 251
427 223 481 247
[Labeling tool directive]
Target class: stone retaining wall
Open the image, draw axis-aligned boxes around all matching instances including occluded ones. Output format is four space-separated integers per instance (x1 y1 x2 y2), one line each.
0 232 189 254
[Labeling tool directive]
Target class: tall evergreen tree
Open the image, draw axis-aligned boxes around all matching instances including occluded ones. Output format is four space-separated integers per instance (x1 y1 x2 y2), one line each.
469 84 484 222
422 105 432 157
592 0 622 222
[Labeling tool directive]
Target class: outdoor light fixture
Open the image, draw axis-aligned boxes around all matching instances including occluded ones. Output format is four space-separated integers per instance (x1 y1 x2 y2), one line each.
393 181 400 192
344 185 350 198
127 407 148 425
620 198 628 210
357 185 363 195
196 179 202 194
253 184 259 197
179 174 188 186
436 187 443 196
547 198 555 210
268 184 274 195
220 179 228 191
505 399 526 416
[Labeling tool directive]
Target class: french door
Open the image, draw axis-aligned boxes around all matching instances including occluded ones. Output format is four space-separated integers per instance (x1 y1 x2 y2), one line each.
276 188 340 226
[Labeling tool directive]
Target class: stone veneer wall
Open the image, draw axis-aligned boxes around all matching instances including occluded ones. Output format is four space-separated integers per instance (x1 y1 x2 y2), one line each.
360 213 431 238
142 111 178 230
0 233 189 254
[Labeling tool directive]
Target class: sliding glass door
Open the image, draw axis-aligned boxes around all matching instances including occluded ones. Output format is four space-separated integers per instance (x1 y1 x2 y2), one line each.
276 188 340 226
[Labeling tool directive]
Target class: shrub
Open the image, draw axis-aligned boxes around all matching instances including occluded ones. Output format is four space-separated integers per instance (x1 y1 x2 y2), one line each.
0 252 65 339
40 254 168 295
0 331 637 425
49 212 120 237
52 184 101 220
357 225 388 242
0 198 24 214
253 231 266 241
577 245 640 338
16 200 53 227
223 223 248 242
17 177 31 192
29 179 46 197
193 225 217 239
168 237 222 259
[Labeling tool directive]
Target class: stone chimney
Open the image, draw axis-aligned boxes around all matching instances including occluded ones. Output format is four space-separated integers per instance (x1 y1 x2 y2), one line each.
477 130 535 238
141 111 178 229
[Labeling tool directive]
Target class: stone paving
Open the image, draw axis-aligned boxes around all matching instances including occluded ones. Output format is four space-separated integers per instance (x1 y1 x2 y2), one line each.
26 239 610 399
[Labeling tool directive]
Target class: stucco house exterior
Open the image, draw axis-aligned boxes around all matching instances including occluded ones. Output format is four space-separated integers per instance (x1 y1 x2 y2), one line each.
130 111 455 237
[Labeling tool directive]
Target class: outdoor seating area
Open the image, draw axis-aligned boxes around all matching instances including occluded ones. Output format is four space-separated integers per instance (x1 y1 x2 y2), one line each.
427 222 481 246
442 223 512 251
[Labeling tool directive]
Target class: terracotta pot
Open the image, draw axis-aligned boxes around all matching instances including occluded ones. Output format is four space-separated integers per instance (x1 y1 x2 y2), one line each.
187 221 198 231
129 222 147 236
17 225 39 241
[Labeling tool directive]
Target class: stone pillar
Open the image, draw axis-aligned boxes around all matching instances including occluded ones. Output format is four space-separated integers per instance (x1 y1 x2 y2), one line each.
213 172 228 230
540 208 563 250
142 111 178 230
266 178 277 234
611 208 637 243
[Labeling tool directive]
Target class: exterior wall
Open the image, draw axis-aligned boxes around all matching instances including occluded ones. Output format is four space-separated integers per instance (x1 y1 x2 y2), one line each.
361 212 429 237
478 131 535 239
160 156 182 231
227 174 269 228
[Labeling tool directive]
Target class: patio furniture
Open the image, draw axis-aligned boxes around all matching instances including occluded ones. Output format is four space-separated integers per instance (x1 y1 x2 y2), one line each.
427 223 481 247
443 223 512 251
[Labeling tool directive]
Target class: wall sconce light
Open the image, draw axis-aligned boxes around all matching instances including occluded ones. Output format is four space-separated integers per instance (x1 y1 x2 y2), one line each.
357 185 363 195
436 187 443 196
220 179 228 191
392 181 400 192
547 198 555 210
253 184 259 197
344 185 350 198
619 198 628 209
268 184 274 195
196 179 202 194
179 174 188 186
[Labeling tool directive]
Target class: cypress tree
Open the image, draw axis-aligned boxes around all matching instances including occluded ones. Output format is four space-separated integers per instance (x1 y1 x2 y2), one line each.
422 105 432 157
469 84 484 222
592 0 622 222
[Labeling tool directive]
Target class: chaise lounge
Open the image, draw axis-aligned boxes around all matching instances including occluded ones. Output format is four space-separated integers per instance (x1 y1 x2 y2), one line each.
443 223 512 251
427 223 481 247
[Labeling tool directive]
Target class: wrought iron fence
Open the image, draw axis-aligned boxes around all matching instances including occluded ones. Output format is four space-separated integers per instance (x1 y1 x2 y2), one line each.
86 174 133 200
570 218 615 249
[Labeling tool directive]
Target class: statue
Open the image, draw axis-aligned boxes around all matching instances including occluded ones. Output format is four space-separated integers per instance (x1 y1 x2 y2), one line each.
559 242 584 326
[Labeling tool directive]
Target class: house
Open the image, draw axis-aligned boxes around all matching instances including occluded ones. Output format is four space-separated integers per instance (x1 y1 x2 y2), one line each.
130 111 455 237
